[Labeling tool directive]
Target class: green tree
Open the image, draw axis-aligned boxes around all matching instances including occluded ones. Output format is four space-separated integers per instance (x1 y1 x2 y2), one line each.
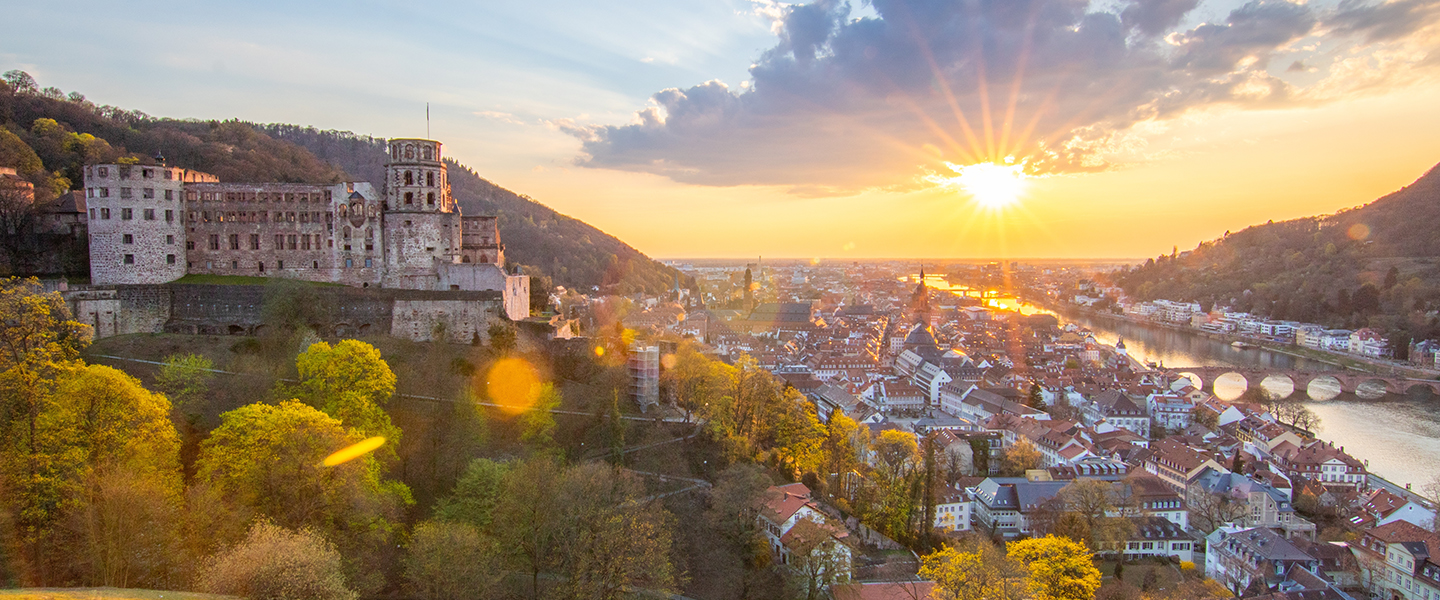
493 456 563 599
519 383 560 455
1007 535 1102 600
1027 383 1045 410
155 353 215 420
435 458 511 531
195 400 410 595
487 321 517 356
552 463 676 600
280 340 401 456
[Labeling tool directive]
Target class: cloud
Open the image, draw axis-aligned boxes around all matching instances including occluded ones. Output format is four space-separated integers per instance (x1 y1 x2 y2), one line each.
563 0 1440 192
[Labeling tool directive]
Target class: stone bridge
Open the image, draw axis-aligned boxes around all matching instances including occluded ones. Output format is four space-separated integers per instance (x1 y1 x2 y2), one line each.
1160 366 1440 398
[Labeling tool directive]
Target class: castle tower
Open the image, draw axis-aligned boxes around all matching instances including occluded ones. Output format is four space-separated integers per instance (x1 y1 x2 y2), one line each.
382 138 462 289
84 163 216 284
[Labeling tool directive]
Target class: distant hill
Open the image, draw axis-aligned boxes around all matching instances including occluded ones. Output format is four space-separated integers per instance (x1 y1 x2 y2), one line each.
0 72 688 295
1116 161 1440 355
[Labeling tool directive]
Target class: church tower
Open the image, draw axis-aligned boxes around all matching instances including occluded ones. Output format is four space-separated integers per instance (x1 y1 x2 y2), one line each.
381 139 462 289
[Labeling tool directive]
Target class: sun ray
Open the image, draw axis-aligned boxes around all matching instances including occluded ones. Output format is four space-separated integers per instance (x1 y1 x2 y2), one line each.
999 3 1042 159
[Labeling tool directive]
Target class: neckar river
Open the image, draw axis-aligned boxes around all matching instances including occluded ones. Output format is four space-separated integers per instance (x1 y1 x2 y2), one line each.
1054 309 1440 492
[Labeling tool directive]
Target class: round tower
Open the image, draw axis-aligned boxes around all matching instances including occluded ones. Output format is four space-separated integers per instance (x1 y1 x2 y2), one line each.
84 163 203 284
382 139 462 289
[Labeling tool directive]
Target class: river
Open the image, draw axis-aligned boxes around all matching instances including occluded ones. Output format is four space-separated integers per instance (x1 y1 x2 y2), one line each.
1055 308 1440 491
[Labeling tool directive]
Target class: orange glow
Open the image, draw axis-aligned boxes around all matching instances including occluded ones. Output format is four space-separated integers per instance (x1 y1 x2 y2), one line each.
927 161 1031 208
594 345 606 357
485 357 543 415
322 436 386 467
1347 223 1370 240
661 354 677 369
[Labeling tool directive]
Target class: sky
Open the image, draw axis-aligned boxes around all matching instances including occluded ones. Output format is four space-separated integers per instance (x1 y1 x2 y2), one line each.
4 0 1440 260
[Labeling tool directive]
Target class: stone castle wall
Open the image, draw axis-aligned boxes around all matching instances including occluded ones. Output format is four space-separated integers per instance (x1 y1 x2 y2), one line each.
84 164 214 284
66 283 504 343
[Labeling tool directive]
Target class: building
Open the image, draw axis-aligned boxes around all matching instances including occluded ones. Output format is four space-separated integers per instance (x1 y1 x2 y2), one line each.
83 138 529 320
971 477 1069 539
1206 526 1320 595
934 484 972 532
629 344 660 412
1114 516 1196 562
1353 520 1440 600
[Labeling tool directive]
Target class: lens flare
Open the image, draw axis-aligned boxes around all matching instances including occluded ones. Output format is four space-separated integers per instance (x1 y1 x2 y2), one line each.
485 357 543 415
1347 223 1370 240
927 160 1031 208
322 436 386 467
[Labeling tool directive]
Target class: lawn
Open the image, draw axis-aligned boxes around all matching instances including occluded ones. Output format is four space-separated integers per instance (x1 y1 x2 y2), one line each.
0 589 237 600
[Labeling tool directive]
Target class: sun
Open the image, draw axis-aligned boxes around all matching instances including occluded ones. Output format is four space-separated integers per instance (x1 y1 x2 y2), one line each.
928 160 1031 208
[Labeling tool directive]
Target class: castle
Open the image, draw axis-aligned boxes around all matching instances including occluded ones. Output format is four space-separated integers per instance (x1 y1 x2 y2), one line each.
81 138 528 320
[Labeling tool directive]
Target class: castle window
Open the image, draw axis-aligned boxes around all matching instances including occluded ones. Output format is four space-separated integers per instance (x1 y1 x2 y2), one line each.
123 234 133 244
250 234 260 250
314 234 321 249
427 172 434 186
164 170 172 181
423 146 433 160
274 235 284 250
186 241 195 250
165 189 173 200
209 235 220 250
405 192 413 205
123 254 134 264
165 209 173 222
365 227 372 239
278 261 284 269
312 261 318 269
166 235 174 245
144 209 155 220
326 212 333 222
229 234 240 250
302 235 311 250
404 144 414 159
121 208 133 220
300 212 309 224
231 260 238 269
100 188 109 198
285 193 294 203
167 254 175 265
343 226 351 239
258 262 265 273
299 193 308 203
202 211 209 222
89 208 96 220
274 211 283 222
287 212 296 222
328 240 333 248
143 188 154 199
365 258 373 268
313 212 320 222
287 235 297 250
346 258 353 268
405 171 414 186
427 192 435 206
120 188 132 199
142 169 153 179
98 167 108 177
186 191 196 201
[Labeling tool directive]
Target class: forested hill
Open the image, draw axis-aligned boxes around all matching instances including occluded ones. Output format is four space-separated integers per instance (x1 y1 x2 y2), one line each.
0 71 688 295
1116 161 1440 351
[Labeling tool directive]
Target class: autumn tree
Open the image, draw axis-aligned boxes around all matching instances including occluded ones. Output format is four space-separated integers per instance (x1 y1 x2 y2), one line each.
1000 438 1043 476
519 383 561 455
873 430 921 483
1008 535 1102 600
434 458 511 531
705 463 773 549
198 521 356 600
821 409 869 489
493 455 564 599
1053 479 1135 551
920 537 1029 600
551 462 676 600
1189 490 1249 535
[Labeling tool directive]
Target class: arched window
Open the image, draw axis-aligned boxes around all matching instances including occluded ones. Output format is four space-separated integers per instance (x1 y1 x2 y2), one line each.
405 171 414 186
427 192 435 206
344 226 351 239
405 192 413 204
404 144 415 159
427 172 434 187
423 146 433 160
462 255 471 263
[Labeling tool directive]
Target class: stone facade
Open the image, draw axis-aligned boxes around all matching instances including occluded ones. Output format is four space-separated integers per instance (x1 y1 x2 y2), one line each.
83 138 528 320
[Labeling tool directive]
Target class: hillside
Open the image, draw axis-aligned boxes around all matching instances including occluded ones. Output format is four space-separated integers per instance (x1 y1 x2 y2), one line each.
0 72 687 295
1116 161 1440 354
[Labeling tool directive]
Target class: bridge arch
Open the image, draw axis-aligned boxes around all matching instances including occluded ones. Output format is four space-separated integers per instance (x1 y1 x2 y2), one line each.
1212 372 1251 401
1260 374 1296 399
1401 381 1440 397
1303 375 1343 401
1175 372 1205 391
1355 378 1394 399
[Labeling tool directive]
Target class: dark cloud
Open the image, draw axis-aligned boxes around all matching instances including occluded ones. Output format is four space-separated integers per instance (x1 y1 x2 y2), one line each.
564 0 1434 191
1122 0 1203 37
1328 0 1440 43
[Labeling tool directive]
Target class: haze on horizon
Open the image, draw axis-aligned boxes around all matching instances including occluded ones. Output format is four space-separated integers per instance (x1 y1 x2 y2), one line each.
5 0 1439 260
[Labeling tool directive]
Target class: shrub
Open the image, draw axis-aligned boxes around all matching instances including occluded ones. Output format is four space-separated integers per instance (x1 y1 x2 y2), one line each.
197 521 356 600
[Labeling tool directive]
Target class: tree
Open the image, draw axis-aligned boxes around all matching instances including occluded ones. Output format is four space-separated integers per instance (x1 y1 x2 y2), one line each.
488 321 517 355
999 438 1043 477
197 521 357 600
0 277 90 371
873 430 921 483
281 340 401 455
1054 479 1134 551
551 463 676 600
493 456 564 599
155 353 215 420
2 70 38 94
1189 405 1218 430
1189 490 1248 534
195 400 410 595
784 517 853 600
519 383 560 454
1027 383 1046 410
403 521 502 600
920 538 1029 600
1007 535 1102 600
435 458 511 531
821 409 868 485
970 438 992 476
